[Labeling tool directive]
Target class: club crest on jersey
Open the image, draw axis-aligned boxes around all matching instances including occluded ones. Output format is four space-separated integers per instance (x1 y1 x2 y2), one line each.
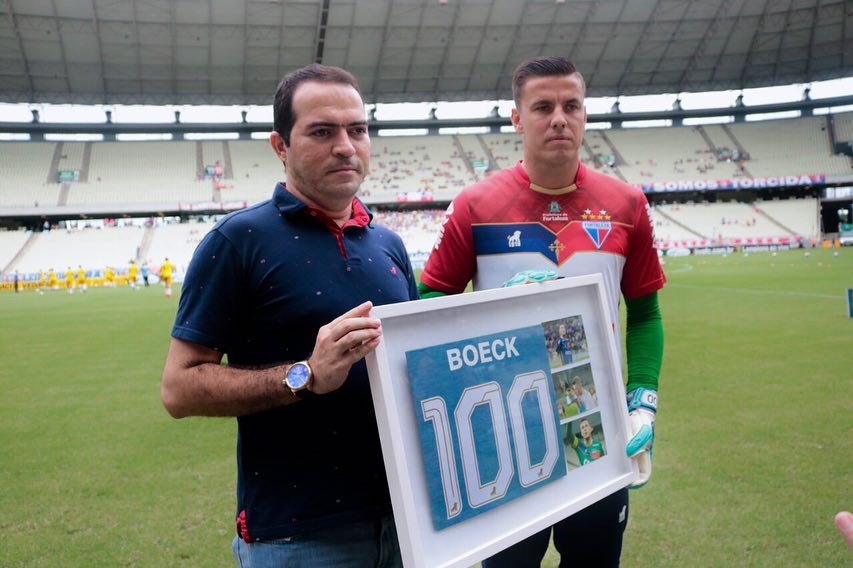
543 201 569 222
581 209 612 249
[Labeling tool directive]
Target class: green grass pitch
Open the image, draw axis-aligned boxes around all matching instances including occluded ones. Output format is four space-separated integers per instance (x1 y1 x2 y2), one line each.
1 247 850 566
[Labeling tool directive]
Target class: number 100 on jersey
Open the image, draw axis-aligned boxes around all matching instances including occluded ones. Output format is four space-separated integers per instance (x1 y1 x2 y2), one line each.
405 325 568 530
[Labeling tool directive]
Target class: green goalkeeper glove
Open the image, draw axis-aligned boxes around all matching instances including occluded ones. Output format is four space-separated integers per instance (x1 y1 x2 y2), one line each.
626 388 657 488
502 269 558 287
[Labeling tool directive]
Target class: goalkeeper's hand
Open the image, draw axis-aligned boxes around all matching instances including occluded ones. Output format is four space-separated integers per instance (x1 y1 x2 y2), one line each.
502 269 558 287
626 388 657 489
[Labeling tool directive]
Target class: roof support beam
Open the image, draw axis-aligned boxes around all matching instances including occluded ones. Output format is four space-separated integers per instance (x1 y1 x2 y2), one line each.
49 0 73 95
3 0 35 97
432 0 462 100
313 0 330 63
369 0 397 104
90 0 107 96
401 2 428 94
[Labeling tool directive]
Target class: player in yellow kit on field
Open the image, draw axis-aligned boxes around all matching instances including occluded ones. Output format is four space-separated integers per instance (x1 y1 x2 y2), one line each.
104 266 116 288
48 268 58 290
38 269 46 293
64 267 74 294
77 265 87 292
159 257 174 297
128 260 138 289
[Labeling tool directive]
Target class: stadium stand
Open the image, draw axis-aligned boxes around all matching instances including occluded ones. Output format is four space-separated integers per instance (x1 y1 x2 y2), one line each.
57 142 86 176
649 206 704 243
227 140 284 203
201 141 225 172
13 225 144 273
832 111 853 143
606 126 742 184
454 134 491 176
656 201 787 241
373 209 444 255
700 124 739 157
728 116 851 177
757 197 820 240
361 135 478 200
145 220 217 275
0 229 31 271
1 111 847 280
69 141 206 206
480 133 523 170
0 142 63 207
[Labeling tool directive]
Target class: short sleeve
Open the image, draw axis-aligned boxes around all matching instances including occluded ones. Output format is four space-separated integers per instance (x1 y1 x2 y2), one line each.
171 229 245 352
621 192 666 299
420 196 478 294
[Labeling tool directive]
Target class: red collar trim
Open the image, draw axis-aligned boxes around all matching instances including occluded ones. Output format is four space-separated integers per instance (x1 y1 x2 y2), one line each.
304 198 371 234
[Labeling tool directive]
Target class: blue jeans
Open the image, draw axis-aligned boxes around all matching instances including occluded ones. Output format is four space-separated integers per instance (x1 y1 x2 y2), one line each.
232 513 402 568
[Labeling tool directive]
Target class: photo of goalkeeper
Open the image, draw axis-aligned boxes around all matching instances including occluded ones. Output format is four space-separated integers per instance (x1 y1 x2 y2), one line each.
563 415 606 468
551 364 596 420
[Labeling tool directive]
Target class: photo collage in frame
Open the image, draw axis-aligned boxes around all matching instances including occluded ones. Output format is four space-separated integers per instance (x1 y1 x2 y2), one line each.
541 315 607 471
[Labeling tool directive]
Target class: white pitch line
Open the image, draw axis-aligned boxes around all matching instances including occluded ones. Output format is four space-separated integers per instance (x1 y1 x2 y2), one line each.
666 283 841 300
663 263 694 274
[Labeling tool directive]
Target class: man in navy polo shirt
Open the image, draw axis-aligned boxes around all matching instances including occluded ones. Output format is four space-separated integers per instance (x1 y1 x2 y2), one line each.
160 63 417 568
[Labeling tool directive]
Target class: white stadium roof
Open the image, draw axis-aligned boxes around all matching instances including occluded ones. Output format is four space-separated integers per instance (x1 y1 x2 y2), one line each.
1 0 851 106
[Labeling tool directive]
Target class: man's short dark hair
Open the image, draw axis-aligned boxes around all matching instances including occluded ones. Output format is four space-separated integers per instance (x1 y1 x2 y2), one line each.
273 63 362 145
511 56 585 105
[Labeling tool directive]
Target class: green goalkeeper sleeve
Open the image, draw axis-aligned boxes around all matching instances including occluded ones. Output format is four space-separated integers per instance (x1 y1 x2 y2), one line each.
625 291 664 392
417 281 449 299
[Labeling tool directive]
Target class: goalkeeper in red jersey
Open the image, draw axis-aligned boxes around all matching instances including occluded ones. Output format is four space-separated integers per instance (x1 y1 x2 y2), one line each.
419 55 664 567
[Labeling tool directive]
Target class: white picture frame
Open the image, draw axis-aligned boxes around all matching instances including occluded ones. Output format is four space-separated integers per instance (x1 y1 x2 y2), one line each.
366 274 638 568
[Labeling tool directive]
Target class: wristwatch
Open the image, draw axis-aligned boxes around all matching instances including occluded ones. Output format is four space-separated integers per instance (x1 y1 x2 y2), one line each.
284 360 313 397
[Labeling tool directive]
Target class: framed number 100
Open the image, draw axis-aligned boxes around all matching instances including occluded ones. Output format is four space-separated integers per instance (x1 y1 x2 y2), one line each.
366 275 637 568
421 370 564 522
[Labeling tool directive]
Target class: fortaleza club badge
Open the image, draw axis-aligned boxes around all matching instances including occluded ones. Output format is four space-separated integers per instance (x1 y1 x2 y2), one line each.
581 209 612 249
542 201 569 222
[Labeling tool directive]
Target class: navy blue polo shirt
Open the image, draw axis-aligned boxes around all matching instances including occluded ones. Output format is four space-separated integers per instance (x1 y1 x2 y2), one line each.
171 183 418 541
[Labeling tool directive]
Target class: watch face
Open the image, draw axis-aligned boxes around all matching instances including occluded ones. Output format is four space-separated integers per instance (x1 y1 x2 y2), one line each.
287 362 311 389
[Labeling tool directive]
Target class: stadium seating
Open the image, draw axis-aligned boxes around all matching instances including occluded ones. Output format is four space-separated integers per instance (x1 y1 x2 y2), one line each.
480 133 523 170
606 126 742 184
831 111 853 143
649 206 703 243
656 201 792 241
373 209 444 255
13 225 144 273
0 142 63 207
728 117 851 177
454 135 491 177
361 135 478 201
227 140 284 203
756 197 819 239
1 113 847 274
145 220 217 275
0 229 31 270
69 141 206 206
